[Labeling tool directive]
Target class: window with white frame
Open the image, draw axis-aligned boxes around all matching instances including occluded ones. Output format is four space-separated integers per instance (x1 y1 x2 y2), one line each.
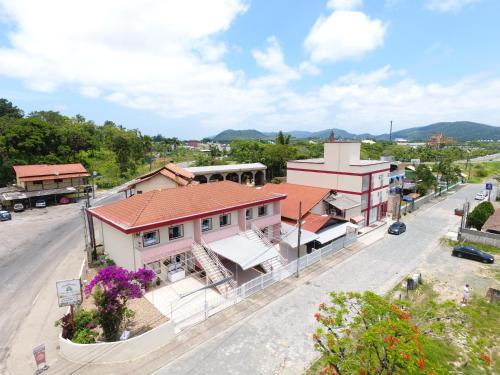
258 205 267 217
201 218 212 232
143 230 159 247
219 213 231 227
168 224 184 240
246 208 253 220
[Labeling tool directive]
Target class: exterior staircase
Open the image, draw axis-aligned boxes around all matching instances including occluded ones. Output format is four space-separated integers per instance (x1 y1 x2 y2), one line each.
244 225 286 273
191 241 236 295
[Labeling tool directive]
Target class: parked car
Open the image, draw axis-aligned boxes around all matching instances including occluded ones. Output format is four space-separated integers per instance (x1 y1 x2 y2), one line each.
475 192 486 200
0 210 12 221
35 200 47 208
13 202 24 212
452 245 495 264
388 221 406 235
59 196 70 204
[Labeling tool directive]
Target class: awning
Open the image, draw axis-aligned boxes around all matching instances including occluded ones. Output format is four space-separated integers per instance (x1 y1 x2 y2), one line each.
281 223 319 248
209 234 280 270
315 223 357 244
324 195 360 210
350 215 365 224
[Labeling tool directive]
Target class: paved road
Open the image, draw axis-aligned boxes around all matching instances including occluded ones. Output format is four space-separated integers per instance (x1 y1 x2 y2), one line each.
0 191 120 373
153 184 477 375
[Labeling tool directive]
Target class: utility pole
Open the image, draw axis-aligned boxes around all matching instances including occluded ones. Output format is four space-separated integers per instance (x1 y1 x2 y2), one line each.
296 201 302 278
389 120 393 142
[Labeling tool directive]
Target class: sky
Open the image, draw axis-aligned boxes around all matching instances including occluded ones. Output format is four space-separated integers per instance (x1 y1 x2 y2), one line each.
0 0 499 139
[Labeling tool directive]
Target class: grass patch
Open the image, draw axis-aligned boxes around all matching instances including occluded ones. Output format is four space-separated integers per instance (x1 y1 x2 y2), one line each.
456 161 500 183
442 238 500 255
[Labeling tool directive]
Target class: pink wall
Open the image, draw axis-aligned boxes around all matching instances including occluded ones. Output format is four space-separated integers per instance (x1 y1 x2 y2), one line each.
193 218 201 242
202 225 240 243
249 213 281 230
140 237 194 263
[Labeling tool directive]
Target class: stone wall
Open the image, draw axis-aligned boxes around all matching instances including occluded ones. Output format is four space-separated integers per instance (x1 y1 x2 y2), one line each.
459 228 500 248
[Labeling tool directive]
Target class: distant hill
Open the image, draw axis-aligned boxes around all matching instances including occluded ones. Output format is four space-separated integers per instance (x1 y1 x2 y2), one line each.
377 121 500 141
210 121 500 142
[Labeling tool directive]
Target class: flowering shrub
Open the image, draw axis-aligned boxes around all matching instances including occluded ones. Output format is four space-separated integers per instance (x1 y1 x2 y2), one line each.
85 265 154 341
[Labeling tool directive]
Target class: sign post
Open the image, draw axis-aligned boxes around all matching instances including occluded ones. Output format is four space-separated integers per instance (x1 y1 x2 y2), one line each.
56 279 82 308
33 344 49 374
486 182 493 201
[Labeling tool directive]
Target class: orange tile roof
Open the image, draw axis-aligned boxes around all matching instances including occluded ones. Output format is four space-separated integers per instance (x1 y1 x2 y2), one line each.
90 180 286 233
483 208 500 233
123 163 194 190
260 183 331 221
301 213 332 233
13 163 89 181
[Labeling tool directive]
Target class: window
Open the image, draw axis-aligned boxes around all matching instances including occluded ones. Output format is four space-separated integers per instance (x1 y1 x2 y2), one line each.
143 230 159 247
246 208 253 220
201 218 212 232
258 205 267 217
219 213 231 227
55 178 63 183
168 225 184 240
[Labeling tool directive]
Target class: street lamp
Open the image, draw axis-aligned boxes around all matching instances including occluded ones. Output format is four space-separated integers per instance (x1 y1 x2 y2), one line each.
92 170 97 199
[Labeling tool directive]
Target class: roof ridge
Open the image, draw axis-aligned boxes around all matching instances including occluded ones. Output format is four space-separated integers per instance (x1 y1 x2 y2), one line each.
131 190 159 227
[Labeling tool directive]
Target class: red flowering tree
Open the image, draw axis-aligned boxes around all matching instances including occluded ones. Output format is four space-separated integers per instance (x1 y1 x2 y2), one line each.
85 265 154 341
313 291 438 375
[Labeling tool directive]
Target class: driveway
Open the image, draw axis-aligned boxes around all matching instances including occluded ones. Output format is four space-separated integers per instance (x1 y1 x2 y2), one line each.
151 185 476 375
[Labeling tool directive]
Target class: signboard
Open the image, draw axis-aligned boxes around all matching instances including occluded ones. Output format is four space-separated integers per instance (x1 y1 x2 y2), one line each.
92 170 97 177
33 344 49 373
485 182 493 191
56 279 82 307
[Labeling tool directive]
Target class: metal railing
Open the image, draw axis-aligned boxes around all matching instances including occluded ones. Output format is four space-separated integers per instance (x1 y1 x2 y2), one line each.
249 224 286 265
200 239 237 290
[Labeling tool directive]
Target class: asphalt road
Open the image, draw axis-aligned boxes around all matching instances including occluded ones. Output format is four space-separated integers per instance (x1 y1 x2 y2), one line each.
153 184 480 375
0 192 120 373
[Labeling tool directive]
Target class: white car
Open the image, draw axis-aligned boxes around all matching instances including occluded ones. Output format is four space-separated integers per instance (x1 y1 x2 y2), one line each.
475 192 486 200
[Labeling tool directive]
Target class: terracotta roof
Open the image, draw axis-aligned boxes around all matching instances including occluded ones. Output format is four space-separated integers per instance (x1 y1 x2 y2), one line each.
483 208 500 233
13 163 89 181
122 163 194 191
90 180 286 233
301 213 332 233
260 183 331 221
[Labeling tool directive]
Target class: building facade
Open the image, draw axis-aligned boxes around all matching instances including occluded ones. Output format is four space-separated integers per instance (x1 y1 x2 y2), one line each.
286 140 390 226
185 163 267 186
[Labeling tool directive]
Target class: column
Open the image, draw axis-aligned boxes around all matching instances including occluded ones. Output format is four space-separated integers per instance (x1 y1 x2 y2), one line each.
237 172 242 184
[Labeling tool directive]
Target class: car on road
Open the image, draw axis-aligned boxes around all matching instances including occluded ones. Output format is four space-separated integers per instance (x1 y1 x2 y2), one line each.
475 192 486 200
13 203 24 212
388 221 406 235
0 210 12 221
35 200 47 208
452 245 495 264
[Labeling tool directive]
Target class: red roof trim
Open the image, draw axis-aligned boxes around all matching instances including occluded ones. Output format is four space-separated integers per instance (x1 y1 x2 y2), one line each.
287 167 390 177
89 195 285 234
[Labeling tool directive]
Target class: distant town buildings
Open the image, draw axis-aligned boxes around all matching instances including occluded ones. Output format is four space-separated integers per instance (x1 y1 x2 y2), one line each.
427 133 454 149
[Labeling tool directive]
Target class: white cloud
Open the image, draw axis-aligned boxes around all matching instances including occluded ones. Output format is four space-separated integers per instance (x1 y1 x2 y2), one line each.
425 0 480 12
327 0 363 11
304 9 386 63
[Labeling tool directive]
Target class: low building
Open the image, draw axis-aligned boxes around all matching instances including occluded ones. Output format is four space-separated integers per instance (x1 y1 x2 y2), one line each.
427 133 454 149
88 181 286 290
483 208 500 234
120 163 195 197
261 183 358 260
286 132 390 226
1 163 89 208
185 163 267 186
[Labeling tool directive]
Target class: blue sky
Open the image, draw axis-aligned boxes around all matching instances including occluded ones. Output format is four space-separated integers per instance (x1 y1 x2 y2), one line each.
0 0 499 138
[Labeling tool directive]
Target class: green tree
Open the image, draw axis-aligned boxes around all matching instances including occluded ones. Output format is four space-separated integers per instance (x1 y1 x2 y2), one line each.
0 98 23 118
275 130 291 145
467 201 495 230
313 291 440 374
414 165 436 195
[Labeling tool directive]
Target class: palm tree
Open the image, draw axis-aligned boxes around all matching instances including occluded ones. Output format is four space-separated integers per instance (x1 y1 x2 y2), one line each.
276 130 291 145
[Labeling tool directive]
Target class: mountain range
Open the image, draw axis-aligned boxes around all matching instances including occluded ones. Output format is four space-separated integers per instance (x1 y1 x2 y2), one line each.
210 121 500 143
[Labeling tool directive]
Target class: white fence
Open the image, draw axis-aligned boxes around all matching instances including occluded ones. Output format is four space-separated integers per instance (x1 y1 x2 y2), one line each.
169 236 350 331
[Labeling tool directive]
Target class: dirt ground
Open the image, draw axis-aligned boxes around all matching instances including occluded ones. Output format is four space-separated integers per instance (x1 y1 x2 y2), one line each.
414 240 500 303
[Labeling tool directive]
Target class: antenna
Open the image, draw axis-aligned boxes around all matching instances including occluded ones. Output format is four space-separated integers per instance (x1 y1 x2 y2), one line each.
389 120 393 141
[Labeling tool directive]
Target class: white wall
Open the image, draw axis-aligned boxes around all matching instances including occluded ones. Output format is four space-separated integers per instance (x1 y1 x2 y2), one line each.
135 174 177 193
101 222 136 270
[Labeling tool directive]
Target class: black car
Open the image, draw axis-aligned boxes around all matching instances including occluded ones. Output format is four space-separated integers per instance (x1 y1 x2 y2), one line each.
452 245 495 264
0 210 11 221
388 221 406 235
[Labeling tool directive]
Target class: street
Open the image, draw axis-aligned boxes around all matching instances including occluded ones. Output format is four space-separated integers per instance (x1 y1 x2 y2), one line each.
0 191 121 374
150 184 476 375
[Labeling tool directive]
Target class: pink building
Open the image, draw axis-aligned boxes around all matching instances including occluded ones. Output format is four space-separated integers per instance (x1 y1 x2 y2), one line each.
88 181 286 293
286 137 390 226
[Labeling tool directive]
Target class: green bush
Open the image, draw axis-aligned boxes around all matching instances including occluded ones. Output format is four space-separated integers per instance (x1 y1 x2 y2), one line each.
270 178 281 184
72 328 98 344
467 201 495 230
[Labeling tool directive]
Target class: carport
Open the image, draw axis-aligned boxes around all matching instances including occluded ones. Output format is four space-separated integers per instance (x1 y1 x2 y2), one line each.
1 186 77 209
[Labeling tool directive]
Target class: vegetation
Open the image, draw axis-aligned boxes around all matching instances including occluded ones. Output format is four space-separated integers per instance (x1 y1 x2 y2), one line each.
0 98 152 187
414 165 436 195
467 201 495 230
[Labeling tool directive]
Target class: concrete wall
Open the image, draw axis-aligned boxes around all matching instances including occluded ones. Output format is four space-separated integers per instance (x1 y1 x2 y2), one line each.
59 321 175 364
101 222 137 270
134 174 178 194
459 228 500 247
25 177 86 191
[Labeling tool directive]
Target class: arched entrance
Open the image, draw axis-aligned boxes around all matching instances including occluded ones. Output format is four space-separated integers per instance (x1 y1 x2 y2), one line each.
241 172 253 185
254 171 265 186
225 172 239 183
194 175 208 184
209 174 224 183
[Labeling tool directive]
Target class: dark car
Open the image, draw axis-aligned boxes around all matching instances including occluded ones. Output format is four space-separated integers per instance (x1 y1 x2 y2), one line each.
388 221 406 235
13 202 24 212
0 210 11 221
452 245 495 264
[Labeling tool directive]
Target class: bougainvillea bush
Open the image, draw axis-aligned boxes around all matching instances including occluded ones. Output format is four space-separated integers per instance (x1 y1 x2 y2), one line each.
85 265 154 341
312 291 444 375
